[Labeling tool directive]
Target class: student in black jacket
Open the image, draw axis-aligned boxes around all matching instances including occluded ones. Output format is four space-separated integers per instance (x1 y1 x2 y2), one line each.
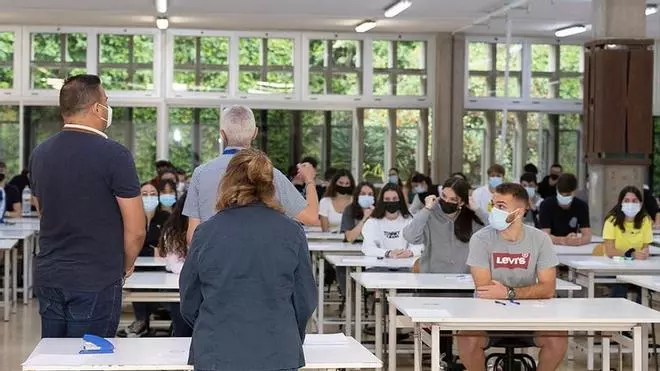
180 148 317 371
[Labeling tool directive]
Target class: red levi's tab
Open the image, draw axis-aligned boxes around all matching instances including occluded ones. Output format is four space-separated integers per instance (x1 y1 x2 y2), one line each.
492 252 531 270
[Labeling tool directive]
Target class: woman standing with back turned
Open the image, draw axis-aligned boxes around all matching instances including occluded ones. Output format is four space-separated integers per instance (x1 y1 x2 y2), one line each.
180 148 317 371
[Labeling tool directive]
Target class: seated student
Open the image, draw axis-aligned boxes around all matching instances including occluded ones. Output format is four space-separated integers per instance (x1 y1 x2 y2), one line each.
180 148 316 371
408 173 438 214
523 163 538 177
319 169 355 232
361 183 423 259
520 172 542 227
8 169 30 193
0 173 21 218
538 163 563 199
341 181 377 243
459 183 567 371
472 164 506 220
404 177 483 273
539 173 592 246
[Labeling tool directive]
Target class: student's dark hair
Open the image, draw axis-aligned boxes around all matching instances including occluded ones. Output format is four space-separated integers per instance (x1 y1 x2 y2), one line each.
155 160 173 169
389 167 399 174
411 173 432 187
494 183 530 207
159 169 177 181
523 163 538 175
158 179 178 200
550 163 563 171
605 185 649 232
348 181 377 221
0 173 5 183
59 74 103 117
371 183 412 219
442 177 484 243
557 173 578 193
520 172 537 185
487 164 506 176
451 172 467 181
287 165 298 180
324 167 337 182
158 192 189 259
300 156 319 169
324 169 355 198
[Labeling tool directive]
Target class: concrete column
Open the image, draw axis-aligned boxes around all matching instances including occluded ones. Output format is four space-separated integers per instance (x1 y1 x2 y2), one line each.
417 109 429 176
384 109 396 176
451 35 466 175
588 0 648 236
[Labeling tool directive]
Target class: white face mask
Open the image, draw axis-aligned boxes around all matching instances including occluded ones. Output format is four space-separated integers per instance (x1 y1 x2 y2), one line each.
621 202 642 218
98 104 113 130
488 207 520 231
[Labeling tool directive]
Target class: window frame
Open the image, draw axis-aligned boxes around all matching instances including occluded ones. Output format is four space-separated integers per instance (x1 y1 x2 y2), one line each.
0 27 22 100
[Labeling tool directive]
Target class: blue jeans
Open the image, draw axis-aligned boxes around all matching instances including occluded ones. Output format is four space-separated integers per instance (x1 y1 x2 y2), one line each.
36 280 122 338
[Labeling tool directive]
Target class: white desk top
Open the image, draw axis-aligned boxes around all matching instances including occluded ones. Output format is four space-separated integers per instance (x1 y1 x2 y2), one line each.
559 256 660 273
308 241 362 253
22 335 382 370
0 228 34 240
134 256 167 267
0 221 40 231
389 297 660 325
305 231 345 241
0 238 18 250
124 272 179 290
325 254 416 269
617 275 660 292
554 243 660 256
351 272 581 292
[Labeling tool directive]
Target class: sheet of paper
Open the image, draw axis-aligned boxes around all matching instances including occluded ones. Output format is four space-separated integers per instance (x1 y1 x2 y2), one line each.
23 354 87 366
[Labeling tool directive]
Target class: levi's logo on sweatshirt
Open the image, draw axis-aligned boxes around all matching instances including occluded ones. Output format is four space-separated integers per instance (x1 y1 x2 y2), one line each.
384 231 400 239
492 252 530 269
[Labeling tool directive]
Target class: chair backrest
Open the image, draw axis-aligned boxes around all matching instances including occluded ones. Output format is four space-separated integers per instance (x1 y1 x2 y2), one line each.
591 243 606 256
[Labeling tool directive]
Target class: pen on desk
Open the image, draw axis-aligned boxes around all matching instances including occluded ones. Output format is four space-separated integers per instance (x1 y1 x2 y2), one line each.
494 300 507 306
509 300 520 305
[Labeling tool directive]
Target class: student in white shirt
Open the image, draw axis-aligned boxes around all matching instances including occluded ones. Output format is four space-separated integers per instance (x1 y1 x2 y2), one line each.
319 169 354 232
472 164 506 222
362 183 423 258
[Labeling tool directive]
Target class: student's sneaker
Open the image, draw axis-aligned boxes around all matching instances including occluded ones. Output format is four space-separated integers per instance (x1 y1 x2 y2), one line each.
125 320 148 338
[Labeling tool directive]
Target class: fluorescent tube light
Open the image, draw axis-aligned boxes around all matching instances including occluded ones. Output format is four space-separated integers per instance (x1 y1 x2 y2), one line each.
384 0 412 18
355 20 376 33
555 24 587 38
646 4 658 16
156 16 169 30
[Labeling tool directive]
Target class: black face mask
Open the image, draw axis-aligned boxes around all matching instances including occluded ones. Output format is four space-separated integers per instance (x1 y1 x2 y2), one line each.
384 201 401 214
439 199 459 214
336 186 353 195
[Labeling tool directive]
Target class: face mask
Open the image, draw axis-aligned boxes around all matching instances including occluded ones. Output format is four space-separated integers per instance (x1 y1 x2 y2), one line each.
414 186 427 194
358 195 375 209
556 193 574 206
489 207 518 231
525 187 536 199
489 176 503 189
388 175 399 184
98 104 113 130
176 182 187 197
142 196 159 212
622 202 642 218
384 201 400 214
336 185 353 195
159 194 176 208
439 199 459 214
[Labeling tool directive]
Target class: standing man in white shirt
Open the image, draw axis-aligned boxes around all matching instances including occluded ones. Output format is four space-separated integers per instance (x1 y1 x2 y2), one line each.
471 164 506 222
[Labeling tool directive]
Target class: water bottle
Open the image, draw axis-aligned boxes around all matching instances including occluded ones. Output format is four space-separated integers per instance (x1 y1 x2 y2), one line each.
22 186 32 217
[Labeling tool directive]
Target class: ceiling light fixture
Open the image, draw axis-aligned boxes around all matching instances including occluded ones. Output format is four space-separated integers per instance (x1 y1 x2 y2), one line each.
355 20 376 33
384 0 412 18
555 24 587 38
646 4 658 16
155 0 168 13
156 16 169 30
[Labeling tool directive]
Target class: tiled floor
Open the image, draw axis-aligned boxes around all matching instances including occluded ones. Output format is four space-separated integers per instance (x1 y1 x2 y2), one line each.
1 299 648 370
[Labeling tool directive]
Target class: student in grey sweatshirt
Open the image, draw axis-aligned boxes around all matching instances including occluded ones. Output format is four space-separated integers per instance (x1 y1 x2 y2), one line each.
403 177 484 274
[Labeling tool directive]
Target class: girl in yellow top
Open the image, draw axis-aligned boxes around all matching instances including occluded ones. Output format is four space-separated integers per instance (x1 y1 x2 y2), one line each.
603 186 653 299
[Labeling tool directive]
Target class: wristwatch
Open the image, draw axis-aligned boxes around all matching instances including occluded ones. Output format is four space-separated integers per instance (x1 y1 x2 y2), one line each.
506 287 516 300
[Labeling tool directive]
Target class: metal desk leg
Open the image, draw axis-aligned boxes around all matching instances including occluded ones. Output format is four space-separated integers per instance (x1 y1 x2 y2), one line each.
317 256 325 334
414 323 422 371
356 279 363 342
27 235 34 298
345 266 353 336
11 247 17 312
374 289 383 369
388 288 397 371
634 326 643 371
567 267 575 361
3 250 9 321
643 322 650 371
431 325 440 371
602 335 610 371
587 271 595 370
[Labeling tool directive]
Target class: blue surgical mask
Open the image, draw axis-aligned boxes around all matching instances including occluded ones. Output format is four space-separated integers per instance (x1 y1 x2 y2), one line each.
414 186 426 194
142 196 159 212
489 176 503 189
358 195 375 209
525 187 536 199
389 175 399 184
159 194 176 208
489 207 517 231
556 193 574 206
621 202 642 218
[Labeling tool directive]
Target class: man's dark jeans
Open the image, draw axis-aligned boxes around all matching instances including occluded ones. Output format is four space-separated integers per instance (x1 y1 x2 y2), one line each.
36 280 122 338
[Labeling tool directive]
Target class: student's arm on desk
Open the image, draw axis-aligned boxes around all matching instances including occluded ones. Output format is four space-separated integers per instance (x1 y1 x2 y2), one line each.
514 267 556 299
542 228 566 245
117 196 146 277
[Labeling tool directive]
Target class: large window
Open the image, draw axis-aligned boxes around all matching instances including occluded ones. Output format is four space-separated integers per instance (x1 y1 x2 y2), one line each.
372 40 426 96
363 109 387 182
329 111 352 170
557 113 582 176
98 33 154 91
30 32 87 89
0 32 14 89
169 108 220 174
396 110 420 179
0 106 19 175
467 41 522 98
106 107 158 182
309 39 362 95
252 109 293 172
25 106 61 154
239 37 294 95
531 44 583 100
173 35 229 93
463 111 486 185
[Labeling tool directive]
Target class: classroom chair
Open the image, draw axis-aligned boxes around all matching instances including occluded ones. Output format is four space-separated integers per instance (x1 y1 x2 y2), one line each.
485 338 537 371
